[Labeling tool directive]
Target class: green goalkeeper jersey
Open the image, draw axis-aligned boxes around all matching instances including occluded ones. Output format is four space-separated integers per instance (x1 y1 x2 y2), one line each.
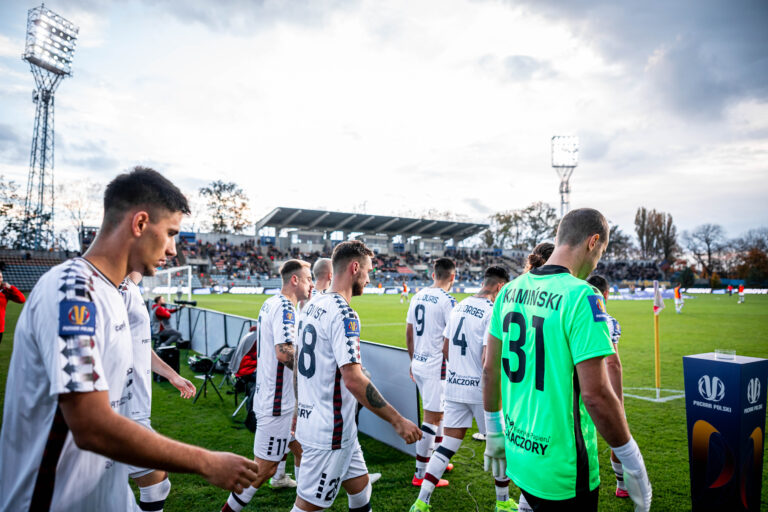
488 265 615 500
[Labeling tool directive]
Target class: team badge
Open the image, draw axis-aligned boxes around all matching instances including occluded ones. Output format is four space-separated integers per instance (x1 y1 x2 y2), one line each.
59 300 96 335
343 317 360 337
587 295 608 322
282 309 295 325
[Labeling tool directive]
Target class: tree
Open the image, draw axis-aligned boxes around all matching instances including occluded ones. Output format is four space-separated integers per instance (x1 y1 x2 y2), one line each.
605 224 634 260
634 207 678 261
634 207 653 259
679 266 695 288
733 227 768 252
57 180 104 231
0 175 24 248
199 180 252 234
682 224 727 277
484 202 558 250
736 248 768 286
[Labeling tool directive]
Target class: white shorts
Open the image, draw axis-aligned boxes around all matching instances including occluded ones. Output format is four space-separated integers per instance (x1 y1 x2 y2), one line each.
126 418 156 478
254 413 294 461
443 400 484 430
413 373 445 413
675 298 683 306
296 440 368 509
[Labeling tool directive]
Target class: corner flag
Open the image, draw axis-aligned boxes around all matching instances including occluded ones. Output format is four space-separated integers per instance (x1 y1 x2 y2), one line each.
652 280 663 397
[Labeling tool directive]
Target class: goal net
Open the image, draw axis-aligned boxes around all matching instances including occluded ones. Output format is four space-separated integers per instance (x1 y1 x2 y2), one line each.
140 265 192 303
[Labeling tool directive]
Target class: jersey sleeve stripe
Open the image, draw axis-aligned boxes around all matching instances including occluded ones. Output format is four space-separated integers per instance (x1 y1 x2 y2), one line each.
331 367 343 450
272 363 285 416
571 374 591 495
440 357 446 380
30 406 69 510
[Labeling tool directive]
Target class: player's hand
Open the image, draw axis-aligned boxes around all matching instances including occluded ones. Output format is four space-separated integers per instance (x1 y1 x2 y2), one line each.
483 431 506 479
201 451 259 493
170 375 196 399
394 417 422 444
624 467 652 512
409 366 415 383
291 411 298 436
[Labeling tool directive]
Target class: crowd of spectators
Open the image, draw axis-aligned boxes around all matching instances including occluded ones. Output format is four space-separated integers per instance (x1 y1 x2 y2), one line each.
594 260 663 282
179 238 288 281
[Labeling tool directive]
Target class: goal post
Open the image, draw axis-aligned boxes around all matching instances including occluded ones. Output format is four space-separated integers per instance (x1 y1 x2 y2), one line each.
140 265 192 303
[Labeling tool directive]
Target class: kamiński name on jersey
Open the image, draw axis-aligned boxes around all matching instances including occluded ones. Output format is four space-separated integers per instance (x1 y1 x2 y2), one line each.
489 265 614 502
442 296 493 404
407 287 456 379
0 258 136 511
295 292 362 451
254 294 297 417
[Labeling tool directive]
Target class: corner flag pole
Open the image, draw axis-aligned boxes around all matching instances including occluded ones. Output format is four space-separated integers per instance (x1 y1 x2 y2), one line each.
652 280 665 400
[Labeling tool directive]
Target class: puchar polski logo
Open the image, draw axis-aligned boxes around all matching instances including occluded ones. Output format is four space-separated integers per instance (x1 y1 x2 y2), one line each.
746 378 761 405
698 375 725 402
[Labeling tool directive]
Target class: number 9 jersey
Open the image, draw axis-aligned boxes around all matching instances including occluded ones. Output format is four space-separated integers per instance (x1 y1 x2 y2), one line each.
295 292 363 450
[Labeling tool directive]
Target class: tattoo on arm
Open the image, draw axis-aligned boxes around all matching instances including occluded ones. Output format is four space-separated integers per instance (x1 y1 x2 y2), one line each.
365 383 388 409
278 343 295 370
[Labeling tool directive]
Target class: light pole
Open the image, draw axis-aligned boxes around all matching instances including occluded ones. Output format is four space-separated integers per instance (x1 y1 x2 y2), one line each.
551 135 578 218
20 3 79 249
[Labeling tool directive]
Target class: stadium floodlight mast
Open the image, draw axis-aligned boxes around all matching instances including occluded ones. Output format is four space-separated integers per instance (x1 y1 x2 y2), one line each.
551 135 579 218
20 3 79 250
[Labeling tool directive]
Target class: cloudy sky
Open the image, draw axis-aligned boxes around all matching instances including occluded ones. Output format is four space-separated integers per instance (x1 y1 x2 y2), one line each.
1 0 766 242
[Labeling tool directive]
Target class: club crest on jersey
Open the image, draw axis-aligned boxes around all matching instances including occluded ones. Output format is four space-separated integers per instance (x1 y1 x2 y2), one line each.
282 309 295 325
59 300 96 335
587 295 608 322
343 318 360 337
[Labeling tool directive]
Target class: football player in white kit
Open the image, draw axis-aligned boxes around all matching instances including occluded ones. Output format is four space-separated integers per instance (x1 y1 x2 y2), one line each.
120 271 197 511
292 240 422 511
406 257 457 486
222 259 314 512
0 167 259 511
410 266 511 512
312 257 333 294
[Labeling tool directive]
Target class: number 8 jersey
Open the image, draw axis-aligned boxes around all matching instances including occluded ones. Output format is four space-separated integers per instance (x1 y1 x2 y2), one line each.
295 292 363 450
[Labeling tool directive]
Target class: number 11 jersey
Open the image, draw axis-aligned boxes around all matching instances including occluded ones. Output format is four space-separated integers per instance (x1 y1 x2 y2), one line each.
295 292 363 451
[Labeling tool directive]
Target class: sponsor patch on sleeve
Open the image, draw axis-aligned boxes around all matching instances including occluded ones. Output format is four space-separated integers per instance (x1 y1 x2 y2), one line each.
282 308 295 325
343 317 360 337
587 295 609 323
59 300 96 336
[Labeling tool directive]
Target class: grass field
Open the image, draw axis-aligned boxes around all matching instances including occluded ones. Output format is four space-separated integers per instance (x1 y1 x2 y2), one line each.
1 293 767 511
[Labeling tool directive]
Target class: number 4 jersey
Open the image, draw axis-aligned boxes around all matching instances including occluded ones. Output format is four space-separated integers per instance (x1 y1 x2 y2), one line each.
295 292 363 450
488 265 615 501
442 296 493 404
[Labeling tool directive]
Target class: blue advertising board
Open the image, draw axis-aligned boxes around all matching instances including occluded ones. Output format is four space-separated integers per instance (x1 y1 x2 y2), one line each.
683 353 768 511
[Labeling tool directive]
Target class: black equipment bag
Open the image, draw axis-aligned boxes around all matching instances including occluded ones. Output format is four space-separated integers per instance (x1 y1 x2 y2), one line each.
154 346 179 383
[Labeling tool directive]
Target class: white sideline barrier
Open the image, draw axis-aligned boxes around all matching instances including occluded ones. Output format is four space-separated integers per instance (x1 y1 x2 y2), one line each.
170 305 419 456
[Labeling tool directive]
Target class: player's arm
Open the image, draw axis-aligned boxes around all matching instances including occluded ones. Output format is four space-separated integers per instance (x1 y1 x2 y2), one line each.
2 284 25 303
442 336 450 361
151 349 196 398
340 362 421 444
405 323 414 360
604 347 623 405
482 332 503 413
275 342 295 370
58 390 258 492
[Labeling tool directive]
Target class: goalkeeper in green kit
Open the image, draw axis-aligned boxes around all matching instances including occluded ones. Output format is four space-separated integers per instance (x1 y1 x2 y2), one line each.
482 208 652 512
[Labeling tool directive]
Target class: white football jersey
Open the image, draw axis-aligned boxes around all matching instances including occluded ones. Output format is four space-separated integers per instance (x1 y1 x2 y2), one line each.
254 294 297 417
407 287 456 379
442 296 493 404
120 278 153 421
295 292 362 450
606 313 621 345
0 258 136 511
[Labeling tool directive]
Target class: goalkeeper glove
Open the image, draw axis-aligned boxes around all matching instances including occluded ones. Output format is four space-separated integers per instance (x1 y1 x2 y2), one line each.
612 437 652 512
483 411 507 479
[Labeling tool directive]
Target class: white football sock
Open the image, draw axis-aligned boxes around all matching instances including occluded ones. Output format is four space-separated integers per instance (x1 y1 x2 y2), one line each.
225 485 258 512
418 435 461 503
139 477 170 511
415 422 437 479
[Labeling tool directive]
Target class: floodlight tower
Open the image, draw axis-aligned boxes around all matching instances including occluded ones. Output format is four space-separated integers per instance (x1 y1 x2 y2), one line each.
551 135 579 218
20 4 79 250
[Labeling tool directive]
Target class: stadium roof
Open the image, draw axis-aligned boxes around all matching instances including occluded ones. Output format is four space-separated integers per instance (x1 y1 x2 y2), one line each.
254 207 488 241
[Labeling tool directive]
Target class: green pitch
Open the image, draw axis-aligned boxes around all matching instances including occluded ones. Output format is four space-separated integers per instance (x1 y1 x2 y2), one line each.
1 294 767 511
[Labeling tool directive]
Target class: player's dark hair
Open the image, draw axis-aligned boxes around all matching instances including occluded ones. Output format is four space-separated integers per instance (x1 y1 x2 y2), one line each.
102 166 190 231
280 259 310 283
527 242 554 271
587 275 609 294
332 240 374 273
433 257 456 281
555 208 609 248
484 266 510 285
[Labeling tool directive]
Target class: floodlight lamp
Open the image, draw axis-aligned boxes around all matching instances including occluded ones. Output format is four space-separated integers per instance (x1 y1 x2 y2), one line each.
551 135 579 168
23 4 79 76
